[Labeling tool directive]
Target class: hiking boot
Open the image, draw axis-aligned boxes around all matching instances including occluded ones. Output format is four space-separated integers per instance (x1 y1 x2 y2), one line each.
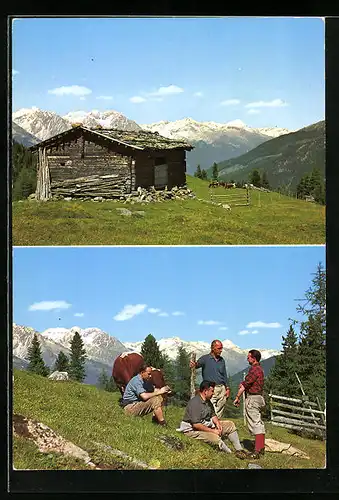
249 449 265 459
234 450 247 460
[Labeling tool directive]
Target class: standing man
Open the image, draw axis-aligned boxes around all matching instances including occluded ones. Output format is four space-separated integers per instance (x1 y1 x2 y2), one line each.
121 364 171 426
177 380 248 459
233 349 266 459
190 340 230 419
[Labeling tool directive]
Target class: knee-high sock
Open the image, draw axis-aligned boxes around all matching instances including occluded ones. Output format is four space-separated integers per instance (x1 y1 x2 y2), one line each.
219 440 232 453
227 431 243 451
255 433 265 452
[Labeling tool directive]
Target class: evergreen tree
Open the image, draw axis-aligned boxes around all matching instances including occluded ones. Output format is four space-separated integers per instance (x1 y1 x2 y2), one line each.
261 171 270 189
266 325 300 398
161 353 176 390
140 334 164 368
105 376 118 392
212 163 218 181
201 169 208 180
194 165 202 179
53 351 69 373
12 141 36 193
249 169 261 187
12 166 37 200
69 331 87 382
173 346 191 404
27 334 49 377
292 263 326 406
98 368 109 389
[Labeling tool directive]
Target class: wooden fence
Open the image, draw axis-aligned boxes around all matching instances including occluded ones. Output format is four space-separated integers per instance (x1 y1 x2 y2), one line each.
269 393 326 436
209 187 250 207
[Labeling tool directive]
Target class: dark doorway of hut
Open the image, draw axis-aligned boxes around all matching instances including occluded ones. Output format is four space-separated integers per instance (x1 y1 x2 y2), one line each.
154 157 168 189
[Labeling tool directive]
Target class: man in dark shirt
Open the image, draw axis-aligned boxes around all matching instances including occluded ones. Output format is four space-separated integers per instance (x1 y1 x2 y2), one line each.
233 349 266 459
177 380 249 459
190 339 230 419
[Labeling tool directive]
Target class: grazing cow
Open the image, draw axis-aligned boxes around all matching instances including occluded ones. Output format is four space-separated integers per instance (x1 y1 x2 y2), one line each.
112 352 167 397
225 182 236 189
209 181 219 188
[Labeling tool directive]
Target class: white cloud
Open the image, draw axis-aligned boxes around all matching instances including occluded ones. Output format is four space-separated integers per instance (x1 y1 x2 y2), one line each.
246 321 282 328
218 326 228 331
158 312 169 317
245 98 288 108
48 85 92 97
238 330 250 335
148 85 184 97
130 96 146 103
148 308 161 314
247 109 261 115
172 311 185 316
29 300 71 312
193 91 203 97
113 304 147 321
252 330 259 334
220 99 240 106
12 69 19 76
79 97 86 101
74 312 84 317
198 320 222 326
96 95 113 100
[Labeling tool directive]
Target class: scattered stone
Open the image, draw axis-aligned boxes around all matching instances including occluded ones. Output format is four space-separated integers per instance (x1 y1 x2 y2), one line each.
157 435 184 451
248 463 262 469
28 193 36 200
48 371 69 381
64 197 72 201
133 211 145 217
93 197 104 202
116 208 132 216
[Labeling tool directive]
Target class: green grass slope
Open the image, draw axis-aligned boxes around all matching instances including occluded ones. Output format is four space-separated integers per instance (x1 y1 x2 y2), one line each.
12 176 325 245
13 369 325 470
212 121 325 190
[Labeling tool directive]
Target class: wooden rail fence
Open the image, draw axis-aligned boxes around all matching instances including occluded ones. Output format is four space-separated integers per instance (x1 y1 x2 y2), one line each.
269 393 326 436
209 187 250 207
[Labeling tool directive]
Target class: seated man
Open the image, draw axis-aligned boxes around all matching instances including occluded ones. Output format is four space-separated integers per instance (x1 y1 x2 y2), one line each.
177 380 249 459
121 363 171 426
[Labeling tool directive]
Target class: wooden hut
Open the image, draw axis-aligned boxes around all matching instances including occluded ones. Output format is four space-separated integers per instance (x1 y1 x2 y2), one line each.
29 125 194 200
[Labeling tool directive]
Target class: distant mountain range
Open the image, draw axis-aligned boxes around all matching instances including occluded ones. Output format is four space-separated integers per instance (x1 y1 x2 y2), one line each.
230 355 278 387
12 122 40 147
214 120 325 190
11 107 291 173
12 323 281 387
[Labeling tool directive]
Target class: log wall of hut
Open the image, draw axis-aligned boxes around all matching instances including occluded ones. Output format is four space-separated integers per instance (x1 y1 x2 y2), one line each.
43 134 135 198
135 149 186 189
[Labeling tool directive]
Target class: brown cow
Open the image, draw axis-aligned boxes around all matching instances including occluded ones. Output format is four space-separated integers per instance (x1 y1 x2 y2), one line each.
112 352 167 397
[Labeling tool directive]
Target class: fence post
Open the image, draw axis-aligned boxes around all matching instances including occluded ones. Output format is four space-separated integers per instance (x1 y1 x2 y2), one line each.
295 372 318 425
190 353 196 399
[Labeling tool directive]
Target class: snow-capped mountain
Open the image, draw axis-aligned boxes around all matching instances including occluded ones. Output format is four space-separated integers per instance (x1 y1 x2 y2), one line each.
124 336 280 376
40 326 127 366
140 118 291 173
12 107 72 141
62 110 141 132
12 121 40 147
13 324 128 385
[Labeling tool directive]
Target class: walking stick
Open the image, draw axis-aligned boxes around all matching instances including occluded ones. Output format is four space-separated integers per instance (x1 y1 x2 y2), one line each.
190 353 196 399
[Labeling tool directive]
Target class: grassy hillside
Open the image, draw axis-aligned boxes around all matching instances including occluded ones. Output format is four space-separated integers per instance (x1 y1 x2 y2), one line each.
12 176 325 245
210 121 325 190
12 369 325 470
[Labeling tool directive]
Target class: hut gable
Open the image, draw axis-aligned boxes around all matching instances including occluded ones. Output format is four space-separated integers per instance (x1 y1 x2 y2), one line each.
31 126 193 200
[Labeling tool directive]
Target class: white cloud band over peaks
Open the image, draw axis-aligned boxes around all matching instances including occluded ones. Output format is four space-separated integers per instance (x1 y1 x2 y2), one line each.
246 321 282 328
114 304 147 321
48 85 92 97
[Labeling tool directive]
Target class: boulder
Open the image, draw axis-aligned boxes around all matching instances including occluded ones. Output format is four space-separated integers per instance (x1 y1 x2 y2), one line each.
48 371 69 381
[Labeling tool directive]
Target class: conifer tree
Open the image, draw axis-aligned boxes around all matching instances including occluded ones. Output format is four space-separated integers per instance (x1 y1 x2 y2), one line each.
161 353 176 390
27 334 49 377
212 163 218 181
69 331 87 382
194 165 202 179
140 334 164 368
98 368 109 389
53 351 69 373
261 171 270 189
173 346 191 403
105 376 118 392
201 169 208 180
249 169 261 187
266 325 300 398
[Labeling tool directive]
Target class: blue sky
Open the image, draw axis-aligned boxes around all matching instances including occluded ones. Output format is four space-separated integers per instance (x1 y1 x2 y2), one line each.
12 245 325 351
12 17 324 130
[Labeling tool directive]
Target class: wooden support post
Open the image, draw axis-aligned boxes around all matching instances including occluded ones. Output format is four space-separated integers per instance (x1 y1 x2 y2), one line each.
242 372 246 426
316 396 326 426
190 353 196 399
295 372 318 425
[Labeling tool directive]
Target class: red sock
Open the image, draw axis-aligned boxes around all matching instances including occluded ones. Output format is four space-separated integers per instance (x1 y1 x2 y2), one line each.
255 434 265 452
